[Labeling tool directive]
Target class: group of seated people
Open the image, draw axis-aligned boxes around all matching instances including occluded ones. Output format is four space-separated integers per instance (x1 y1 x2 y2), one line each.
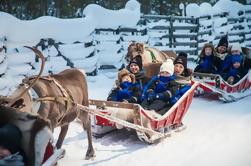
194 35 249 84
107 35 251 115
107 52 191 115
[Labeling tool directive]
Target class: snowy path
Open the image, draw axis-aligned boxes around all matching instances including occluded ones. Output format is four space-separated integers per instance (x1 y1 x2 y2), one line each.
55 73 251 166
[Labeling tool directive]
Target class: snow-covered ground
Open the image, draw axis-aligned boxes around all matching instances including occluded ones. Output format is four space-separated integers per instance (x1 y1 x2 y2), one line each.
56 72 251 166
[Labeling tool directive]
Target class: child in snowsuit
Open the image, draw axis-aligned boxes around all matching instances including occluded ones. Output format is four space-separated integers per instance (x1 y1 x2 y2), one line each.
221 43 244 73
107 69 141 103
0 123 24 166
194 43 221 74
222 54 247 85
141 59 179 115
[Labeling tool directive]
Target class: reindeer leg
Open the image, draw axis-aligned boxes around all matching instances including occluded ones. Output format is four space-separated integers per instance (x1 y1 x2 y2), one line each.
56 125 68 149
79 111 95 160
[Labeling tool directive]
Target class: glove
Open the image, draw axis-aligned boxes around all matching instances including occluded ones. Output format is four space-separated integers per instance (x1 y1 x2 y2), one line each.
147 92 156 102
127 96 137 103
155 93 165 100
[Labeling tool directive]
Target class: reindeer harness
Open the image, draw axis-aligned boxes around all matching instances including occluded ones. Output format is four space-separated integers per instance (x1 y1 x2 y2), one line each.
24 76 75 125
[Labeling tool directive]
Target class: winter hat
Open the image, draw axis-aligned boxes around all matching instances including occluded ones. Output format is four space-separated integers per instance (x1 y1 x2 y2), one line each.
174 52 188 69
217 35 228 48
160 59 174 75
231 55 242 64
118 69 135 83
231 43 242 53
0 124 22 154
129 55 143 70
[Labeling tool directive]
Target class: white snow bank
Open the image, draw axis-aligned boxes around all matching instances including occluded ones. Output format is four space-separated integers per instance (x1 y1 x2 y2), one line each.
0 0 140 44
0 12 96 43
83 0 140 29
59 44 95 60
186 0 250 17
7 52 36 65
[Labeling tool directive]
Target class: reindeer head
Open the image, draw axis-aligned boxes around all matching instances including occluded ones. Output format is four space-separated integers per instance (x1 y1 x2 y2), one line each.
126 42 145 63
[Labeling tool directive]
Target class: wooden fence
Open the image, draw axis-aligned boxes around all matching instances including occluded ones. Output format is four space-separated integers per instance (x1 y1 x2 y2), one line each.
95 9 251 56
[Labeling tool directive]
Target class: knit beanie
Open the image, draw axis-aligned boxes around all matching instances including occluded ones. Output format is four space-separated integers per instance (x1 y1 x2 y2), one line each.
231 43 242 53
0 124 22 154
174 52 188 69
129 55 143 70
217 35 228 48
118 69 135 83
160 59 174 75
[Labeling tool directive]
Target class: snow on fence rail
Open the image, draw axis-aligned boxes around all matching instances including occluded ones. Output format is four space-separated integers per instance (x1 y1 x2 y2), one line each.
94 11 251 57
1 10 251 95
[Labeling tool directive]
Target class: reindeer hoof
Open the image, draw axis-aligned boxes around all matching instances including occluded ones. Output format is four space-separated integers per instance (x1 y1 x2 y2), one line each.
85 154 96 160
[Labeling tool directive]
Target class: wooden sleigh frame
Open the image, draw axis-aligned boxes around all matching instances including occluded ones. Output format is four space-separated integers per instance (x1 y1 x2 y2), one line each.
77 82 199 144
193 70 251 93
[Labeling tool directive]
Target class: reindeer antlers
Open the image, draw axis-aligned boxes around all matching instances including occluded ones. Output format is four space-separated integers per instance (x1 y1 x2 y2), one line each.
6 46 45 107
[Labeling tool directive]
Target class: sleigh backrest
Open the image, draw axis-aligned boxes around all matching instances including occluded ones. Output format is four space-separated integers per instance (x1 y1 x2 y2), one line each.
140 82 199 129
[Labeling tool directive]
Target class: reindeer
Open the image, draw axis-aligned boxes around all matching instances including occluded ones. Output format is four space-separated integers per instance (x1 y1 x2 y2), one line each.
125 42 176 66
1 47 95 165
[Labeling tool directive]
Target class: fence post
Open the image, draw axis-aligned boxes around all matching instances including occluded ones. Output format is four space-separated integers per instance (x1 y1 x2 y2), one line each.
169 16 173 48
195 17 199 55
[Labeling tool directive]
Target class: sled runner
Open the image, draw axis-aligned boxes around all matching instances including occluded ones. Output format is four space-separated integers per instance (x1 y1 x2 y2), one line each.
77 82 199 144
192 70 251 102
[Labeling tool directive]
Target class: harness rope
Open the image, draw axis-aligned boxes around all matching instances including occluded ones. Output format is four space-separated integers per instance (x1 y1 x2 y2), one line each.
27 76 75 125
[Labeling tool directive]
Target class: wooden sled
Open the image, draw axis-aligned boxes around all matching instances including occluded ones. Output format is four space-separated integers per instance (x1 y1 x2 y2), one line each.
192 70 251 102
0 105 65 166
76 82 199 144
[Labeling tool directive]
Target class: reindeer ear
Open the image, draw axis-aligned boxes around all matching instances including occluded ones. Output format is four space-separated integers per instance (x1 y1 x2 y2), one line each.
128 41 136 48
11 98 25 109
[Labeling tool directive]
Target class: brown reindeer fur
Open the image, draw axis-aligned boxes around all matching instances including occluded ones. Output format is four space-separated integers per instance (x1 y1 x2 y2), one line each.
143 62 162 78
126 42 176 66
7 68 95 163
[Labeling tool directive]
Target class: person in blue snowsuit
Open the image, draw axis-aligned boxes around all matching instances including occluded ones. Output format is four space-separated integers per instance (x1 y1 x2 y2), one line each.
141 59 179 115
221 43 244 73
194 43 221 74
222 54 247 85
107 69 141 103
